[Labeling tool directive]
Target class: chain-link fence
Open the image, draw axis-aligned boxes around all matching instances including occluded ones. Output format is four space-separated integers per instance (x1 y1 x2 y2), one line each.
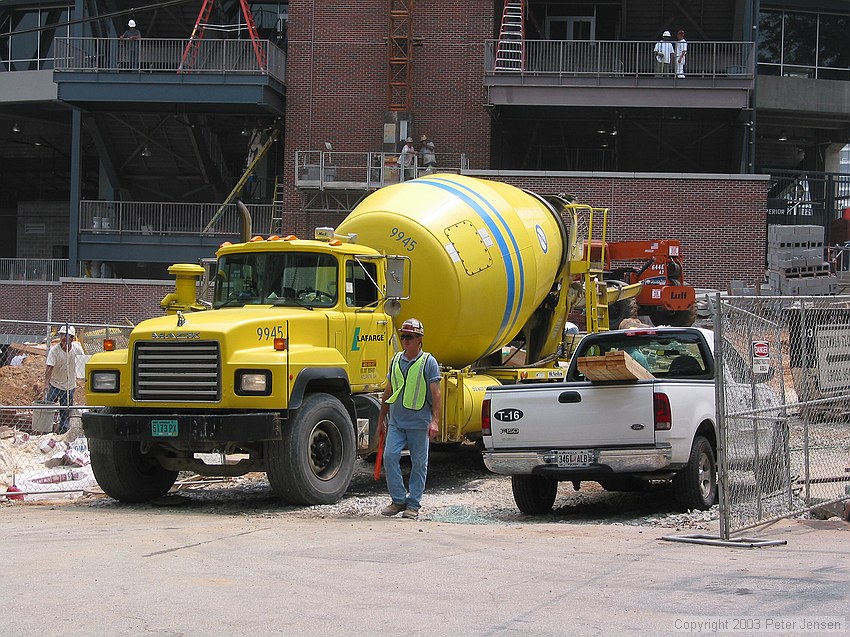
715 295 850 538
0 319 132 500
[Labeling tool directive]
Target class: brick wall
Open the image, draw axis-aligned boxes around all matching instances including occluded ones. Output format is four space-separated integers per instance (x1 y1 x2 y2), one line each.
0 279 172 324
470 171 768 289
281 0 493 230
0 174 767 323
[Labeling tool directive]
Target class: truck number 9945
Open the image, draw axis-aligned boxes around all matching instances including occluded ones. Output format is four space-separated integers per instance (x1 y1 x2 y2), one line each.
389 227 417 252
257 325 286 340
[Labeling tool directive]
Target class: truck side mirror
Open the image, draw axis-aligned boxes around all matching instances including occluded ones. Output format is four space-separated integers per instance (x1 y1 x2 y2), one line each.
385 256 409 299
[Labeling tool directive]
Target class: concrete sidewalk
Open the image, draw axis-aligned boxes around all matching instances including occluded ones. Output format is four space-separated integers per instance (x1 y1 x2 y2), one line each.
1 503 847 636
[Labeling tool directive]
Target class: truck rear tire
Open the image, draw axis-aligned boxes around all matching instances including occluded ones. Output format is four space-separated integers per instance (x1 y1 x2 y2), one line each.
265 393 355 505
673 436 717 511
511 474 557 514
89 439 178 503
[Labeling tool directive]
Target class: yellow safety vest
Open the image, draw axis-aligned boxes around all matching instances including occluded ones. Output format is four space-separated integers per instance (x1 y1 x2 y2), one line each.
386 351 431 410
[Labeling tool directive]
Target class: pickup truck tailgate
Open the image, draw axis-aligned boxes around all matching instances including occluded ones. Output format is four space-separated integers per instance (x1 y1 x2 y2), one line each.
489 382 657 448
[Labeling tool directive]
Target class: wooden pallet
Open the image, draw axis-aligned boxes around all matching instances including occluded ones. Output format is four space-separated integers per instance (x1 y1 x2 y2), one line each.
577 350 655 381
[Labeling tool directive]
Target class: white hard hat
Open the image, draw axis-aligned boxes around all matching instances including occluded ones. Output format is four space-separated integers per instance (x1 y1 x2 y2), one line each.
58 325 76 336
399 318 424 336
128 19 136 28
662 30 671 37
564 322 579 335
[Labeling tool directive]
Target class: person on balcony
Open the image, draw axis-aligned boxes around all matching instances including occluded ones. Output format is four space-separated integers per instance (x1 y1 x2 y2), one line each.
675 31 688 78
419 135 437 175
654 30 674 76
398 137 416 181
120 19 142 70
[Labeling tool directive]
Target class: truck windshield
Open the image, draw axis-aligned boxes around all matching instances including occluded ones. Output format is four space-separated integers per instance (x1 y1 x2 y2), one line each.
213 252 339 308
571 331 711 380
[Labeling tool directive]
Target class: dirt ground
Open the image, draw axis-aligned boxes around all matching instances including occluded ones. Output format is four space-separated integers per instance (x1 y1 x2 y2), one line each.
0 350 86 407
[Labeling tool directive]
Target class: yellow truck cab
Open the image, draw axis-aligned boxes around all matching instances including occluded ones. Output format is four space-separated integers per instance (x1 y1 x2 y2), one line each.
83 231 404 505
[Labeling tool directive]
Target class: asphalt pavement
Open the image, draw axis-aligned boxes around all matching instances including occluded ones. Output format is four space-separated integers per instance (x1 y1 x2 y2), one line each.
1 501 848 637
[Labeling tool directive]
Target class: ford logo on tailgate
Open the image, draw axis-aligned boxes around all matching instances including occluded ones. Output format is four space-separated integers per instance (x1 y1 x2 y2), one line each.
494 408 523 422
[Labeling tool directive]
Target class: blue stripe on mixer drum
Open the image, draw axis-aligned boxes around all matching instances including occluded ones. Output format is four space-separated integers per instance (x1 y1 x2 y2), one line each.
418 178 525 354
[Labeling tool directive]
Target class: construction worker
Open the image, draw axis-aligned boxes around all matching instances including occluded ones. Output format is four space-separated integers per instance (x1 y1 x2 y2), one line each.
377 318 441 520
398 137 416 181
45 325 84 434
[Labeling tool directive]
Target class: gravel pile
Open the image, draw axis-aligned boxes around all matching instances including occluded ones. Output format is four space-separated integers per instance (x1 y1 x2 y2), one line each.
82 446 724 531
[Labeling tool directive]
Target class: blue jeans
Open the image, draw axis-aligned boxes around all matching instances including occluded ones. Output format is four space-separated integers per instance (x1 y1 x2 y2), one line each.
46 385 74 434
383 424 430 511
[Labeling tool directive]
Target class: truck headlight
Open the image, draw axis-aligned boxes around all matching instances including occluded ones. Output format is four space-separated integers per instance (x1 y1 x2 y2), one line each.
236 370 271 396
91 371 119 392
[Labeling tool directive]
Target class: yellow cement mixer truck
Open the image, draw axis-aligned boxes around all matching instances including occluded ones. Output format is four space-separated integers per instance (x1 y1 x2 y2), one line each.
82 174 636 504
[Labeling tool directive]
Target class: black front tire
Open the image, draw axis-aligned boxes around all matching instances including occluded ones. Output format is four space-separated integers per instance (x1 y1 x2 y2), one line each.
673 436 717 511
512 474 558 514
265 393 355 505
89 439 178 503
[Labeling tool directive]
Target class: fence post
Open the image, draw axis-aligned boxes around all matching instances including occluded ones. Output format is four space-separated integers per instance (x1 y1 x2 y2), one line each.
799 299 812 505
714 292 731 541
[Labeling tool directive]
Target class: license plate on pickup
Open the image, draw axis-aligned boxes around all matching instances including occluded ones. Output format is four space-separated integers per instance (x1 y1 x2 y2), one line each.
151 419 178 437
556 449 594 468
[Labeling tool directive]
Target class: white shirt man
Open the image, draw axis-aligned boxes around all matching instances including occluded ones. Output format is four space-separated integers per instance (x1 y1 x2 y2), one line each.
675 31 688 78
45 326 85 434
654 31 674 76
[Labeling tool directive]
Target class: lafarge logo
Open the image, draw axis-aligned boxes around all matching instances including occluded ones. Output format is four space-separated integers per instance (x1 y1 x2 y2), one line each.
151 332 201 339
350 327 386 351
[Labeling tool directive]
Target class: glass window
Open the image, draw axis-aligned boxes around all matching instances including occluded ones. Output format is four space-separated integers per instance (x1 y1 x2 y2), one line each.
214 251 338 308
758 10 782 64
345 259 378 307
10 11 39 70
783 12 817 66
569 331 711 381
818 14 850 70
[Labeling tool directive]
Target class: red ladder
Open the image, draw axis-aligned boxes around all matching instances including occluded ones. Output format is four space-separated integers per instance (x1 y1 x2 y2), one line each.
179 0 267 73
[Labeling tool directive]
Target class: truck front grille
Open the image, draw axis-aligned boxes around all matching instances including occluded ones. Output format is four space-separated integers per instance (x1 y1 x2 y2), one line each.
133 341 221 402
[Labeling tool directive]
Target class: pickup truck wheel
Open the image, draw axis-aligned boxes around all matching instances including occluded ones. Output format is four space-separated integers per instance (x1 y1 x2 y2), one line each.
511 475 557 514
673 436 717 511
89 439 178 503
265 393 355 505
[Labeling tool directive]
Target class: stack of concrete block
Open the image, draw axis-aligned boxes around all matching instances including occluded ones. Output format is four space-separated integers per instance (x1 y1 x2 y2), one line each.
766 225 838 296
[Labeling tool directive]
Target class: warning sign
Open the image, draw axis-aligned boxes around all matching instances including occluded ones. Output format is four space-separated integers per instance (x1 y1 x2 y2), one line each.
752 340 770 374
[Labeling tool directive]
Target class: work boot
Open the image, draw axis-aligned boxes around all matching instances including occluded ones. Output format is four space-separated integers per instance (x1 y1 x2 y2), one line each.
381 501 407 516
401 508 419 520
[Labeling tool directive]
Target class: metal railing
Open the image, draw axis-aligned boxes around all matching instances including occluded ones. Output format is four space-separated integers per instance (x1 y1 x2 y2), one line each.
485 39 754 78
54 37 286 83
0 259 67 282
294 151 470 189
79 201 273 237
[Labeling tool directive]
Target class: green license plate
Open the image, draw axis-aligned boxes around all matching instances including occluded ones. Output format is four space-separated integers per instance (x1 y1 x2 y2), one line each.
151 419 178 437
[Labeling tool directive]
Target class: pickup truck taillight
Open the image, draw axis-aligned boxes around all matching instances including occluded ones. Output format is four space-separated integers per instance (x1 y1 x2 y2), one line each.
654 393 672 430
481 398 491 436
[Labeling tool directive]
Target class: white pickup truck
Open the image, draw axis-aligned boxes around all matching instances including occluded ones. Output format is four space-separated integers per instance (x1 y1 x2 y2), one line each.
481 327 783 514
